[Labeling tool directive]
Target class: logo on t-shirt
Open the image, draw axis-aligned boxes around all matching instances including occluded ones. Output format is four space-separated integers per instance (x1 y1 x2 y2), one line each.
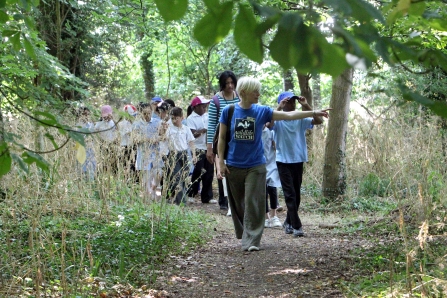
235 118 255 141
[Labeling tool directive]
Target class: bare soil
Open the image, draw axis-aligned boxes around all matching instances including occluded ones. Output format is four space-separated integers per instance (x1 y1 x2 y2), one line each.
152 200 373 298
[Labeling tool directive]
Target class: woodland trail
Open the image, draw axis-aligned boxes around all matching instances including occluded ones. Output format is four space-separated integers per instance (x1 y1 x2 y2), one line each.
153 201 373 298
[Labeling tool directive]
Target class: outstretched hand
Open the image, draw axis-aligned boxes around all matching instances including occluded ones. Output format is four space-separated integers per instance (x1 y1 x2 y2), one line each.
315 108 332 118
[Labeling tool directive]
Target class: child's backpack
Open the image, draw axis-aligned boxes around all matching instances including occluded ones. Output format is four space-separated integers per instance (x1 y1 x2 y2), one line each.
212 104 235 159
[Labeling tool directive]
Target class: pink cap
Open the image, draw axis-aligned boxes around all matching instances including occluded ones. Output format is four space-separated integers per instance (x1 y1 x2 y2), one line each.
191 96 210 107
101 105 113 117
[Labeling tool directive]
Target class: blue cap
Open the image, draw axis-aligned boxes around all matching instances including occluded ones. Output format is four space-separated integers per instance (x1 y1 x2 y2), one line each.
277 91 299 104
151 96 163 103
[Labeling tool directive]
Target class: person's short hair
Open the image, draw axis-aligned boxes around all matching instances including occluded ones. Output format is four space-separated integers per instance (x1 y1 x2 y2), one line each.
218 70 237 91
236 77 261 96
170 106 183 117
156 102 170 112
137 102 150 112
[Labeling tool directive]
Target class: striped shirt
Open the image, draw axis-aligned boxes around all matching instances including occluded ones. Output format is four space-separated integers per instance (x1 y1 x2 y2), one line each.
206 93 240 144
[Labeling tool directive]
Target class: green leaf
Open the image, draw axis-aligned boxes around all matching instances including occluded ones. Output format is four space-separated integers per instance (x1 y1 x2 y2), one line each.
400 85 447 118
10 32 21 51
13 13 24 21
24 16 35 30
324 0 352 15
234 4 263 63
11 153 28 174
408 1 425 17
0 143 11 177
252 2 281 18
269 13 303 70
68 131 85 147
2 30 18 37
154 0 188 22
0 9 8 23
346 0 385 23
193 2 233 47
320 42 350 77
34 111 58 126
203 0 219 10
22 151 49 172
44 133 58 149
417 49 447 73
429 19 447 31
0 0 5 8
24 37 36 60
396 0 411 14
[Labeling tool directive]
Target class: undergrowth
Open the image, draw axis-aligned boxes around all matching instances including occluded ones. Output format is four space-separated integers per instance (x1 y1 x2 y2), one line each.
0 184 215 297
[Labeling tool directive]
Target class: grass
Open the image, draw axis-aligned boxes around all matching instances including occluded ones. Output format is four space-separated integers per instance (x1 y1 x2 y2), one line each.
1 104 447 297
0 181 215 296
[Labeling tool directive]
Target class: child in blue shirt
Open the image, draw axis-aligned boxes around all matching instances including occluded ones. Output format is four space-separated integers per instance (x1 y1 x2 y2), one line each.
273 91 326 237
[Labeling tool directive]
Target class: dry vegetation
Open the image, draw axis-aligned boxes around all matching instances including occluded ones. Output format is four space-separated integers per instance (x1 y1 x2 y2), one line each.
0 104 446 296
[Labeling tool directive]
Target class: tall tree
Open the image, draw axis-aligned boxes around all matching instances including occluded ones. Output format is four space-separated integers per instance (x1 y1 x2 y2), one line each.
283 69 294 91
322 68 354 198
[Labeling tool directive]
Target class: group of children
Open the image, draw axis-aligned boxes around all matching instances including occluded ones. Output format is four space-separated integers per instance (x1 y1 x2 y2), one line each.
76 96 214 205
76 78 324 250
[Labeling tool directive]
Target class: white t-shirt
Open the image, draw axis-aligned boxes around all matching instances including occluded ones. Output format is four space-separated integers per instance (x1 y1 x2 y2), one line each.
186 111 208 150
94 120 117 142
167 124 194 152
118 119 133 147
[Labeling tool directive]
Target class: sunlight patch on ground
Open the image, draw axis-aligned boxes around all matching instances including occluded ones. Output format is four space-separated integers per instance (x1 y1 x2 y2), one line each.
268 268 312 275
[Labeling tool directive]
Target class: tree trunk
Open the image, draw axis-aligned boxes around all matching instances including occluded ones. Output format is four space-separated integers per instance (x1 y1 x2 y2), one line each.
322 68 353 198
283 69 294 91
297 73 314 154
312 73 321 110
141 50 155 101
297 73 313 107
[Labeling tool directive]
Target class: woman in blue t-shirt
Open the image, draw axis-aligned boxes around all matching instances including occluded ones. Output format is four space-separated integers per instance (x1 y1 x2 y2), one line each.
217 76 331 252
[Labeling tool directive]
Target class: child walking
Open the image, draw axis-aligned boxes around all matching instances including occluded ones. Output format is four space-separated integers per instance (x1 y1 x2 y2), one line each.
166 107 197 205
262 123 282 228
132 103 162 199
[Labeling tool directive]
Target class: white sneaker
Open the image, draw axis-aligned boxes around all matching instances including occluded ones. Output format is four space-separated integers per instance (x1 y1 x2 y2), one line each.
208 199 217 204
187 197 195 203
248 246 259 251
264 219 271 228
226 209 232 216
270 216 282 227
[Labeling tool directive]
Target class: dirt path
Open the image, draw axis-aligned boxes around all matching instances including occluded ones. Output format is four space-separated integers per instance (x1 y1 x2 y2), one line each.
153 202 371 298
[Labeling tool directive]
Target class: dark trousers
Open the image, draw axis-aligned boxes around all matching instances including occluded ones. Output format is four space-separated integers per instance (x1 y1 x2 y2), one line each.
167 151 188 205
276 162 304 229
121 145 138 182
188 150 214 203
265 185 278 213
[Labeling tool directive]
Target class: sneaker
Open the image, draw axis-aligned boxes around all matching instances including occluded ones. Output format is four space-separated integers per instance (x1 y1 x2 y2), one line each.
293 227 304 237
276 205 284 212
248 246 259 252
226 209 232 216
187 197 195 203
283 222 293 234
208 199 217 204
264 219 271 228
270 216 282 227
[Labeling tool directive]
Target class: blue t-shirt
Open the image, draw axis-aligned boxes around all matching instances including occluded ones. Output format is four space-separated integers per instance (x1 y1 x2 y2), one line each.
220 104 273 168
273 118 313 163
